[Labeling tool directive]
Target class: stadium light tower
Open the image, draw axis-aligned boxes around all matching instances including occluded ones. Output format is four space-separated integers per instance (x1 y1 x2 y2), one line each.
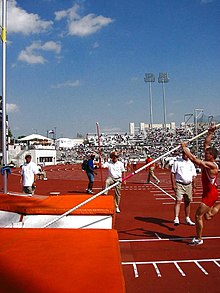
158 72 169 130
184 113 193 128
144 73 155 129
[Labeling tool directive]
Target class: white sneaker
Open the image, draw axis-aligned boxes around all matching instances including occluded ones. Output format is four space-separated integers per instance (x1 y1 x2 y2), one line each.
185 218 195 226
174 217 180 226
116 207 120 213
189 238 203 246
156 180 160 185
86 189 94 194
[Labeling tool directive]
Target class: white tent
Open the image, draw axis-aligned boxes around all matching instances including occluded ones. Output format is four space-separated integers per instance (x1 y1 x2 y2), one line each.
18 134 53 142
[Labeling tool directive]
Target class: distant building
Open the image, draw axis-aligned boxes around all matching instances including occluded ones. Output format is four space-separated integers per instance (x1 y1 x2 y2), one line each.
55 138 84 148
8 134 56 167
129 122 176 135
129 123 135 136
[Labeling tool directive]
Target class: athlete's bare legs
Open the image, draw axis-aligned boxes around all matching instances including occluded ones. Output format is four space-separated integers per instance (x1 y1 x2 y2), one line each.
204 202 220 220
195 203 210 240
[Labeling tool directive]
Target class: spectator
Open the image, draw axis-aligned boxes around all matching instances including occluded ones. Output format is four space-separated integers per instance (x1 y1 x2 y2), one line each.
102 151 126 213
21 154 39 196
146 155 160 184
86 154 97 194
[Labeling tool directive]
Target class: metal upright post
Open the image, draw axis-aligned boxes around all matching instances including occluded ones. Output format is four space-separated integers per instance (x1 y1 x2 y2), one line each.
144 73 155 129
158 73 169 130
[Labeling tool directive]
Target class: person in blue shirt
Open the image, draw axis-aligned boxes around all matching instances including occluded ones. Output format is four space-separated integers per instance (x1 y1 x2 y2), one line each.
86 154 97 194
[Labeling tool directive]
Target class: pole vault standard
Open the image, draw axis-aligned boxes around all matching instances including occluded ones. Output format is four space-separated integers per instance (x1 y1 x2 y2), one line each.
43 124 220 228
96 122 104 189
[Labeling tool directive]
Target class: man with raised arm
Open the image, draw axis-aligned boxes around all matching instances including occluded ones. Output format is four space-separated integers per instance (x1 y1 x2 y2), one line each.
181 125 219 245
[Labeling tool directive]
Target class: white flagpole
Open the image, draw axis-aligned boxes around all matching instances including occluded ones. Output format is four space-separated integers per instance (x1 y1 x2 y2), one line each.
96 122 104 188
1 0 8 193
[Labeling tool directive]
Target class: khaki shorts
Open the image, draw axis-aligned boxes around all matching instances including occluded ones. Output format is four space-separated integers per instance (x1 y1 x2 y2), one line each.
176 182 192 202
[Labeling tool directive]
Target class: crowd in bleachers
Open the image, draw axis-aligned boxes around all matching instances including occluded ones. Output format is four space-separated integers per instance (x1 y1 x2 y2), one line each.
56 125 220 167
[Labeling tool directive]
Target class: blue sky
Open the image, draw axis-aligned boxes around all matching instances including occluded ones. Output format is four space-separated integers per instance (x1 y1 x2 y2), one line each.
1 0 220 138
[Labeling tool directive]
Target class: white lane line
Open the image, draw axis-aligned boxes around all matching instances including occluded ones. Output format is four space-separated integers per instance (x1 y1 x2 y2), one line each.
163 201 201 205
150 181 175 200
155 233 161 239
174 262 186 276
122 258 220 266
214 260 220 267
156 198 174 200
123 259 220 278
194 261 209 275
153 263 162 277
133 263 139 278
119 236 220 243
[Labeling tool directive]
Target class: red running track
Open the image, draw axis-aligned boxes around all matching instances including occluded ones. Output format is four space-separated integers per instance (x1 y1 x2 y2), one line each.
1 164 220 292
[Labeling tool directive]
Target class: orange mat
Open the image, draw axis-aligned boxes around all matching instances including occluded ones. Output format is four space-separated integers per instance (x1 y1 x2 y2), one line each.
0 194 114 215
0 228 125 293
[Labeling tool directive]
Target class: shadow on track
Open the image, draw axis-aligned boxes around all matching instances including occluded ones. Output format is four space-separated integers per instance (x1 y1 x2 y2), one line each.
68 190 87 194
135 216 175 231
118 228 190 244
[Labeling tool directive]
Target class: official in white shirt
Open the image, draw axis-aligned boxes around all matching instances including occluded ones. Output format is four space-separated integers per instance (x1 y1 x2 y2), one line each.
171 151 197 226
102 151 126 213
21 154 39 195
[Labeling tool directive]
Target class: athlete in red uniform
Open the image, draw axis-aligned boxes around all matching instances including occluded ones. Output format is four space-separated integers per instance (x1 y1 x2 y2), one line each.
181 125 219 246
201 166 218 207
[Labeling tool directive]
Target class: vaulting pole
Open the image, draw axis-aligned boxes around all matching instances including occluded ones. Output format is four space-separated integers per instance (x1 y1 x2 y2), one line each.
1 0 8 193
43 124 220 228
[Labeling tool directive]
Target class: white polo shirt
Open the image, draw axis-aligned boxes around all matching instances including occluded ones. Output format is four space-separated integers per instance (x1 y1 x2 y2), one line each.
21 161 39 186
171 157 197 184
103 160 125 179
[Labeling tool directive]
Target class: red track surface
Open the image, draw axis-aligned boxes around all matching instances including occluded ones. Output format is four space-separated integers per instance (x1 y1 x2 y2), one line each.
1 164 220 292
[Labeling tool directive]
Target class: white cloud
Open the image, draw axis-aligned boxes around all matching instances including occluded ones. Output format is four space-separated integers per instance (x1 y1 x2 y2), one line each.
68 14 114 37
6 103 19 113
41 41 61 54
18 41 61 64
55 3 114 37
55 3 80 21
18 50 45 64
51 80 80 89
5 0 53 35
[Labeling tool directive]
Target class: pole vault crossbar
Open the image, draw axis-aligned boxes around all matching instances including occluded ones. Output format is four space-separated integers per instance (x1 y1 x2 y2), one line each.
43 124 220 228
